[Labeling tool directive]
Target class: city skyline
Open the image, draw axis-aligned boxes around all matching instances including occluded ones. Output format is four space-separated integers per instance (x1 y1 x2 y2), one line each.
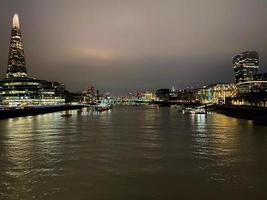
0 0 267 94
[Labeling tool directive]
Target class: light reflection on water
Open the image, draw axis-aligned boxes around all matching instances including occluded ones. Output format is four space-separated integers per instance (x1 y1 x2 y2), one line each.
0 106 267 199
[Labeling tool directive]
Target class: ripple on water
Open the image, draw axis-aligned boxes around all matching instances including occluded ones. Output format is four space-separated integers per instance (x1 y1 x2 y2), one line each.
1 107 267 199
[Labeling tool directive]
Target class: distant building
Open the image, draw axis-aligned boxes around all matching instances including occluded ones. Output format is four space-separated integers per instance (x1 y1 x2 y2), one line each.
197 83 237 104
81 86 96 103
176 89 198 103
155 89 171 102
233 51 259 83
143 92 155 101
0 14 65 106
196 87 213 104
65 91 82 103
170 86 178 98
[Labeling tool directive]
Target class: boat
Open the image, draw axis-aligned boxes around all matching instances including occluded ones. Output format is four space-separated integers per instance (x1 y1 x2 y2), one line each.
95 103 112 112
183 107 206 114
61 110 72 117
175 105 185 112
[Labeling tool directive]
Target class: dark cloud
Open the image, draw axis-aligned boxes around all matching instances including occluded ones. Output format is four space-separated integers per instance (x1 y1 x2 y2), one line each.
0 0 267 94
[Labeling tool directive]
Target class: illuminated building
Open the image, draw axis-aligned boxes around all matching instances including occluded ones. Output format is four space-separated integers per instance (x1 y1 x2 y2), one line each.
176 89 198 103
230 52 267 107
232 51 267 94
196 87 212 104
0 14 65 106
197 83 237 104
233 51 259 83
212 83 237 104
143 92 155 101
7 14 27 78
236 81 267 94
81 86 96 103
0 78 65 106
231 91 267 108
135 91 155 102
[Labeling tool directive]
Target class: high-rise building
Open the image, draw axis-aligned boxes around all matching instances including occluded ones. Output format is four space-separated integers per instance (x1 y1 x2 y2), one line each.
233 51 259 83
254 73 267 81
0 14 66 106
7 14 27 78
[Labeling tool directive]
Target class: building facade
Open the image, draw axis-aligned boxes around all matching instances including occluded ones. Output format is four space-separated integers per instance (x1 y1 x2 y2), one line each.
7 14 27 78
236 81 267 94
197 83 237 104
233 51 259 83
81 86 96 103
0 14 65 106
229 51 267 107
0 78 65 106
232 52 267 95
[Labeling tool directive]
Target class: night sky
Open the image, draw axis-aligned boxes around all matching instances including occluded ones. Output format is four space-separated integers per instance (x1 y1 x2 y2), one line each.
0 0 267 94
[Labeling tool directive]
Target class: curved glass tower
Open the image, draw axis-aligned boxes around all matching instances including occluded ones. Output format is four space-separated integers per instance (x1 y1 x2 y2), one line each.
7 14 27 78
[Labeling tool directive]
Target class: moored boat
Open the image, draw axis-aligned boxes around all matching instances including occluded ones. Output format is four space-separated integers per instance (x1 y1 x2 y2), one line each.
61 110 72 117
182 107 206 114
95 103 112 112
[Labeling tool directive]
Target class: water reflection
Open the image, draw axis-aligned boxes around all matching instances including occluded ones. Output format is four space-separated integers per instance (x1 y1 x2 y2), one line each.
0 107 267 199
190 112 266 188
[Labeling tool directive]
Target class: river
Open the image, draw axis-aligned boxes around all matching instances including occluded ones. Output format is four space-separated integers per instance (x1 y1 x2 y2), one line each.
0 105 267 199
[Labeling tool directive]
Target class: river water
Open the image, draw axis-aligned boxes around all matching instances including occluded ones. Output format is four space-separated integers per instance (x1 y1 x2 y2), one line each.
0 105 267 199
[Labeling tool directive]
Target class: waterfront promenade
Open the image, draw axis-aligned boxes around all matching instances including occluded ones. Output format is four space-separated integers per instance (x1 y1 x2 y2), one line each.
0 104 85 119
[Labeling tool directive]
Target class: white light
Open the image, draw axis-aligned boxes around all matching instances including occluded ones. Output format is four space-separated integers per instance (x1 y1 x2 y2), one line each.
13 13 20 29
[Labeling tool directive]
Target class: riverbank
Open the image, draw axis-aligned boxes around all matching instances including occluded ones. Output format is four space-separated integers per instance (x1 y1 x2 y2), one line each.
0 104 84 119
215 105 267 121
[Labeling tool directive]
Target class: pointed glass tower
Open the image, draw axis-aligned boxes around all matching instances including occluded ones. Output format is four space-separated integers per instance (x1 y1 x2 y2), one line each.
0 14 66 106
6 14 27 78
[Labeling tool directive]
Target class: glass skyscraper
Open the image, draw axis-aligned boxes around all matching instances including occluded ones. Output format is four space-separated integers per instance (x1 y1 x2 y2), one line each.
0 14 65 106
232 51 267 95
233 51 259 83
6 14 27 78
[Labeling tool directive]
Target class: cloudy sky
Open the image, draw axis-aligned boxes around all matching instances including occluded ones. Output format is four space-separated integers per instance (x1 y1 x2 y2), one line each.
0 0 267 94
